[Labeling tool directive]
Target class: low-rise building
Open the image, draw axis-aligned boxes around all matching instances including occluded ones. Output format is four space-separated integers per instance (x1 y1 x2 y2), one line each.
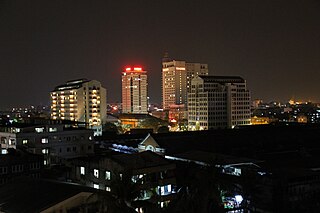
0 148 43 185
0 123 94 166
69 151 176 209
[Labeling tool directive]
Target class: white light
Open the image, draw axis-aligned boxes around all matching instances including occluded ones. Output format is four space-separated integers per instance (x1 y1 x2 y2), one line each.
235 195 243 203
80 166 85 175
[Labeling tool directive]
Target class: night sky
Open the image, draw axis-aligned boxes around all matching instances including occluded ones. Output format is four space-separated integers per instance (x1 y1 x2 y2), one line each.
0 0 319 109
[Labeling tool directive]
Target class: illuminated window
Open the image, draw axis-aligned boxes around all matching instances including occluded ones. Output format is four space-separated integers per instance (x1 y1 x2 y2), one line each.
41 138 48 144
106 186 111 192
80 166 85 175
42 149 49 154
158 184 172 196
94 169 99 178
35 127 44 133
105 171 111 180
49 127 57 132
8 138 15 145
93 184 99 189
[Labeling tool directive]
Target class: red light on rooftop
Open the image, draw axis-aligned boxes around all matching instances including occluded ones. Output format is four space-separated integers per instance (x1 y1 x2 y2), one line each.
134 67 142 71
124 66 144 72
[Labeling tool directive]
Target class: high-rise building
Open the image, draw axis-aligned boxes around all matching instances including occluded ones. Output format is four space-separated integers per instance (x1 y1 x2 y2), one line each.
188 75 251 130
50 79 107 136
162 54 208 110
122 66 148 114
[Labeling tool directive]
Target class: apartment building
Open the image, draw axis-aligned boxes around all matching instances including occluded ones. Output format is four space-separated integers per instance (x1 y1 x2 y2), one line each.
50 79 107 136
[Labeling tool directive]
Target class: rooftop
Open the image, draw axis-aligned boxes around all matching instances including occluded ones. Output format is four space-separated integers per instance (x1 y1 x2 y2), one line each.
52 78 90 92
112 151 172 170
0 178 97 213
199 75 245 83
169 150 262 166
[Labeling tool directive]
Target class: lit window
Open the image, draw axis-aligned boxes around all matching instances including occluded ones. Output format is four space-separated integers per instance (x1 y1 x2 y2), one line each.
94 169 99 178
42 149 49 154
93 184 99 189
22 139 28 144
8 138 15 145
35 127 44 133
158 184 172 196
41 138 48 144
49 127 57 132
106 186 111 192
105 171 111 180
160 202 165 208
80 166 85 175
44 160 47 165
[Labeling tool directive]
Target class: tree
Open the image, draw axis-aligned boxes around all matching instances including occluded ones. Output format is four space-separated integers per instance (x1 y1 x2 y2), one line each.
166 162 224 213
109 171 161 212
103 122 123 134
137 116 168 133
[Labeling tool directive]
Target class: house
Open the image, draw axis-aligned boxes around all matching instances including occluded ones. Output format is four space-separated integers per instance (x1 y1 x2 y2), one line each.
69 150 177 209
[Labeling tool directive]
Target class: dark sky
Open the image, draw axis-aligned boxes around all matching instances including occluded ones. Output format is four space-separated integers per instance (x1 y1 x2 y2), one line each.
0 0 319 109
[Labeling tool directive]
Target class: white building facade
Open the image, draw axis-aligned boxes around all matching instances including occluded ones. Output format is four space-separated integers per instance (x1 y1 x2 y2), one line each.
122 67 148 114
188 76 251 130
0 124 94 166
50 79 107 136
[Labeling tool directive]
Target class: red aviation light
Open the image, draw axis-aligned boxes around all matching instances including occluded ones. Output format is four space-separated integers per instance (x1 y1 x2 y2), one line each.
124 66 143 72
133 67 142 71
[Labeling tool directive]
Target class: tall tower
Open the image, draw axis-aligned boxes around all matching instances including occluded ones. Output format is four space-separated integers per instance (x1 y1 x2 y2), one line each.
50 79 107 136
162 54 208 110
122 66 148 114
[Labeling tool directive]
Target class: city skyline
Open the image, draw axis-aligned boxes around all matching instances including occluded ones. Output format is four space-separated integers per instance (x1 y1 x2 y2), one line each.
0 0 319 109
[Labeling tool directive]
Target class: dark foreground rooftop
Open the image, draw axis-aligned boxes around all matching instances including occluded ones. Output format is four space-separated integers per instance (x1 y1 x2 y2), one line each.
0 178 97 213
